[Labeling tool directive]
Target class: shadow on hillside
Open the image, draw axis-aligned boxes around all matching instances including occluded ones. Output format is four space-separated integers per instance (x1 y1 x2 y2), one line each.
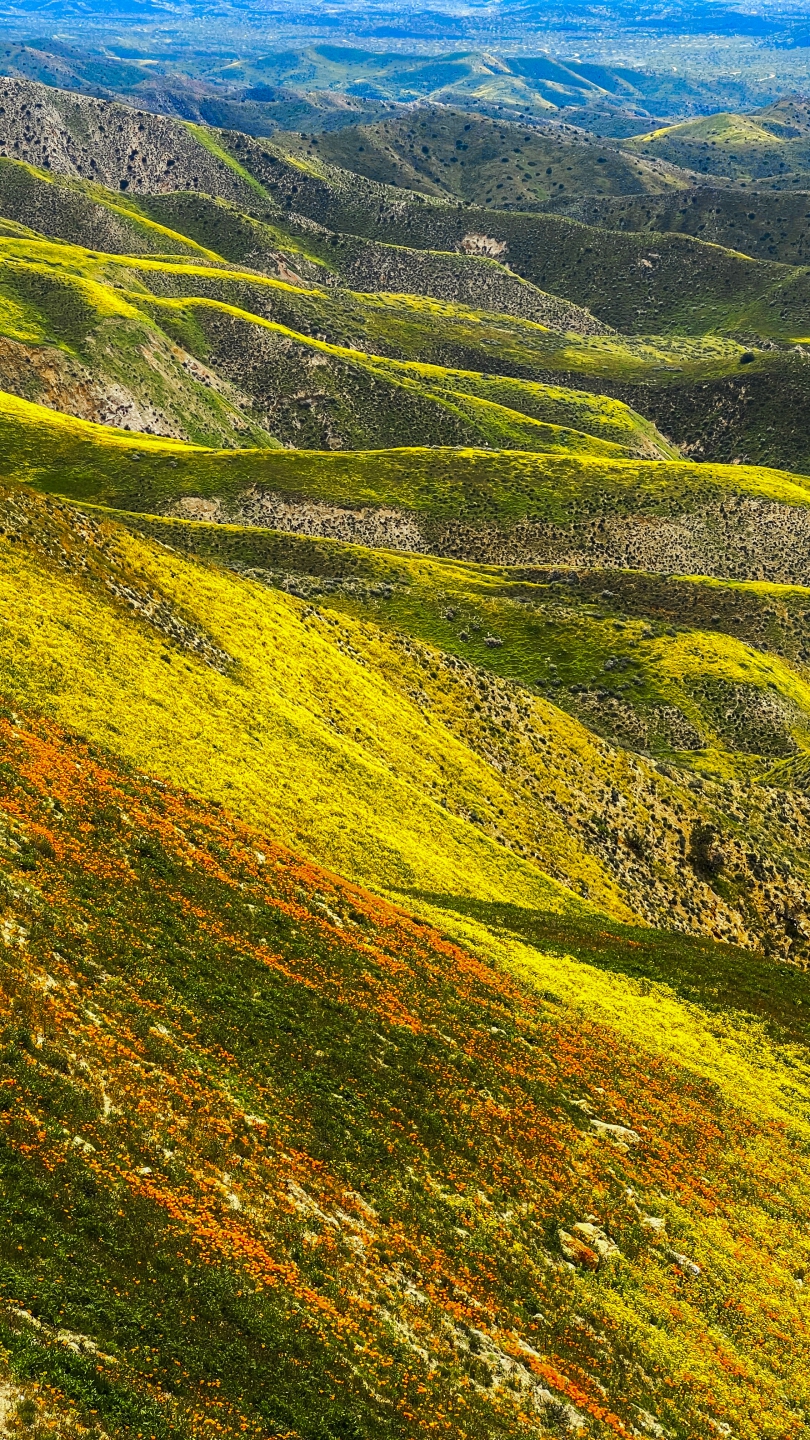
400 889 810 1050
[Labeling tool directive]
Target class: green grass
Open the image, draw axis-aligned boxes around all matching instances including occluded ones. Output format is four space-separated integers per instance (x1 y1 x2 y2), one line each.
213 136 810 339
0 157 225 259
0 235 690 454
629 112 810 183
138 292 662 457
547 186 810 267
276 106 688 210
139 189 611 333
3 382 810 526
184 121 272 199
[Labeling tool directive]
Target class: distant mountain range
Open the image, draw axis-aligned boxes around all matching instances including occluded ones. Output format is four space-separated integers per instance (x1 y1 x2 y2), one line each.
0 35 799 137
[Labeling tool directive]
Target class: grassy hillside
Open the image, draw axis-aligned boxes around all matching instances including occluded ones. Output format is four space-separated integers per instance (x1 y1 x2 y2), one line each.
6 71 810 1440
0 160 621 333
8 384 810 584
208 136 810 340
0 240 281 448
2 86 804 344
3 92 810 350
3 420 810 944
142 189 611 332
2 381 806 529
3 462 810 1440
5 700 810 1440
0 78 259 204
629 111 810 184
580 348 810 475
145 298 673 457
0 159 222 260
548 186 810 267
29 237 785 388
276 108 689 210
0 236 684 455
6 177 810 471
114 509 810 777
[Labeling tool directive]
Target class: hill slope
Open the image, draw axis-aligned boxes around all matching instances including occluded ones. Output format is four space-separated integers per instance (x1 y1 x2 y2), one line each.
277 108 690 210
6 62 810 1440
0 161 619 333
5 385 805 581
629 110 810 184
4 394 810 947
3 81 810 350
547 186 810 267
4 700 810 1440
0 234 680 455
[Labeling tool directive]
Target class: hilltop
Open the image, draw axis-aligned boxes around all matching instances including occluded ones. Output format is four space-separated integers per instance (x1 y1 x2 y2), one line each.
0 132 810 469
628 105 810 186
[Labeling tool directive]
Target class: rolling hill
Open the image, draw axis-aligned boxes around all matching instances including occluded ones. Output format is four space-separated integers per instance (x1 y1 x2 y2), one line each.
276 108 690 210
0 79 809 477
1 78 809 341
628 106 810 186
0 232 676 454
546 185 810 265
3 63 810 1440
3 381 810 1438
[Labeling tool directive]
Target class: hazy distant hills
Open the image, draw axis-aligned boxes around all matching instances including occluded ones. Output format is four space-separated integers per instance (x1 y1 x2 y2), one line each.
0 35 788 137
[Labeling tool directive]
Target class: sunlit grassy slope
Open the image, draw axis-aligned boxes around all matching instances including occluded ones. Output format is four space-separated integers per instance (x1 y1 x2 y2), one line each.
6 213 810 472
4 385 809 528
5 180 806 472
119 512 810 774
628 111 810 182
5 186 803 473
4 112 810 347
139 188 607 329
0 156 224 258
4 702 810 1440
0 159 610 333
0 235 683 455
5 443 810 959
6 84 810 1440
6 144 810 357
204 127 810 339
0 473 619 920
